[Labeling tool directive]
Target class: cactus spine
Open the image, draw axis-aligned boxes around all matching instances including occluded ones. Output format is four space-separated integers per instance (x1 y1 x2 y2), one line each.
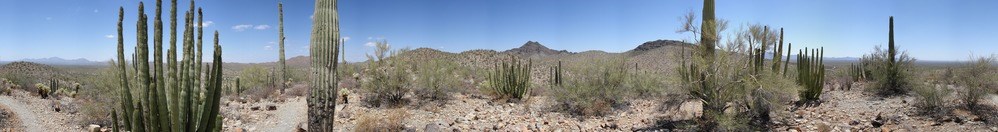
308 0 341 131
113 0 224 131
797 47 825 102
278 2 288 94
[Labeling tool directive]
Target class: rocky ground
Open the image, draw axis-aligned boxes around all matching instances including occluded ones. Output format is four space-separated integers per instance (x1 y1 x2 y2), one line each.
774 87 998 132
0 90 86 131
324 86 998 132
221 95 308 132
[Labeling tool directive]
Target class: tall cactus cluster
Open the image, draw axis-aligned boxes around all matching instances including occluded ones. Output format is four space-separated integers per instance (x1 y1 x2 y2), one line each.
487 55 532 101
277 2 288 94
849 63 866 82
548 61 563 87
112 0 224 131
796 47 825 102
308 0 341 131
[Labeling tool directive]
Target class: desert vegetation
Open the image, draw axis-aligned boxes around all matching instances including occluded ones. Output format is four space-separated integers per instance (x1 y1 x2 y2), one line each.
0 0 997 132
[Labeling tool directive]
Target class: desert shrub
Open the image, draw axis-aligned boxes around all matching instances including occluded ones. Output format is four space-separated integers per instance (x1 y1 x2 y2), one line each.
413 59 461 101
625 70 666 98
863 45 916 96
955 55 997 109
913 82 950 117
355 109 409 131
483 55 532 102
35 83 50 98
76 61 122 126
361 40 412 108
285 83 308 97
551 56 627 116
239 65 274 91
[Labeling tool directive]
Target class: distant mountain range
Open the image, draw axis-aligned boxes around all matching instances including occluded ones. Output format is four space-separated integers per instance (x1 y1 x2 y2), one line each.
0 57 106 66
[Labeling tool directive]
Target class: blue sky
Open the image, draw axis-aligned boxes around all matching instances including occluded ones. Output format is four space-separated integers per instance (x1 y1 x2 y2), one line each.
1 0 996 63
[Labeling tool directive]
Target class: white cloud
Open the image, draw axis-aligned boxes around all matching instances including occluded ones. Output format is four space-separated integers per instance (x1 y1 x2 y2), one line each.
264 45 273 50
254 25 271 30
364 42 376 47
342 37 350 41
94 9 99 13
310 15 314 20
200 21 214 27
105 35 115 39
232 24 253 31
45 17 52 20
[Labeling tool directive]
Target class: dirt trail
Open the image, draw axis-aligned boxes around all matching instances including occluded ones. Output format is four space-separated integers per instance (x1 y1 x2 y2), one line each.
260 97 307 132
0 95 45 132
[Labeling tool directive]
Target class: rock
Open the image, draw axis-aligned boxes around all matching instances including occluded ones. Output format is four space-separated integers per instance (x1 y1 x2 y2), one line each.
423 123 443 132
88 124 101 132
233 128 245 132
871 113 884 128
267 105 277 111
849 120 860 125
990 127 997 132
250 106 260 111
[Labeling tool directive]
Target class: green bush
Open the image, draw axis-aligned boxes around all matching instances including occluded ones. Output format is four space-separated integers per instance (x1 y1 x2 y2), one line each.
863 45 916 96
551 57 627 116
956 55 997 109
361 40 412 108
414 59 461 101
913 81 949 117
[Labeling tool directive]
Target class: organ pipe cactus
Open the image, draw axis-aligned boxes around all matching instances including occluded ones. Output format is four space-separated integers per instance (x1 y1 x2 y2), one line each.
783 43 792 77
797 47 825 103
113 0 224 131
487 55 532 101
308 0 341 131
549 61 563 87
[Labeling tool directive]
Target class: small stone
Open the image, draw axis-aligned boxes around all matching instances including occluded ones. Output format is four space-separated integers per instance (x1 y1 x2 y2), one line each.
250 106 260 111
423 123 442 132
88 124 101 132
267 105 277 111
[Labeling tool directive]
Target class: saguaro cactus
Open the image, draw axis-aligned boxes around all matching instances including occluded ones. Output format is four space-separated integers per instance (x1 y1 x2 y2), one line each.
113 0 224 131
308 0 341 131
772 28 784 72
278 2 288 94
700 0 716 59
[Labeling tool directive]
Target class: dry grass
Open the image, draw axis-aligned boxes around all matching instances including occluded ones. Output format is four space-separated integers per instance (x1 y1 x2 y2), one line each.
355 108 410 131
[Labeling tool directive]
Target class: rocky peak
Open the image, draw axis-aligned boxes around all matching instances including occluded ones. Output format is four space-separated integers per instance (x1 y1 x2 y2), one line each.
631 39 689 52
503 41 570 56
